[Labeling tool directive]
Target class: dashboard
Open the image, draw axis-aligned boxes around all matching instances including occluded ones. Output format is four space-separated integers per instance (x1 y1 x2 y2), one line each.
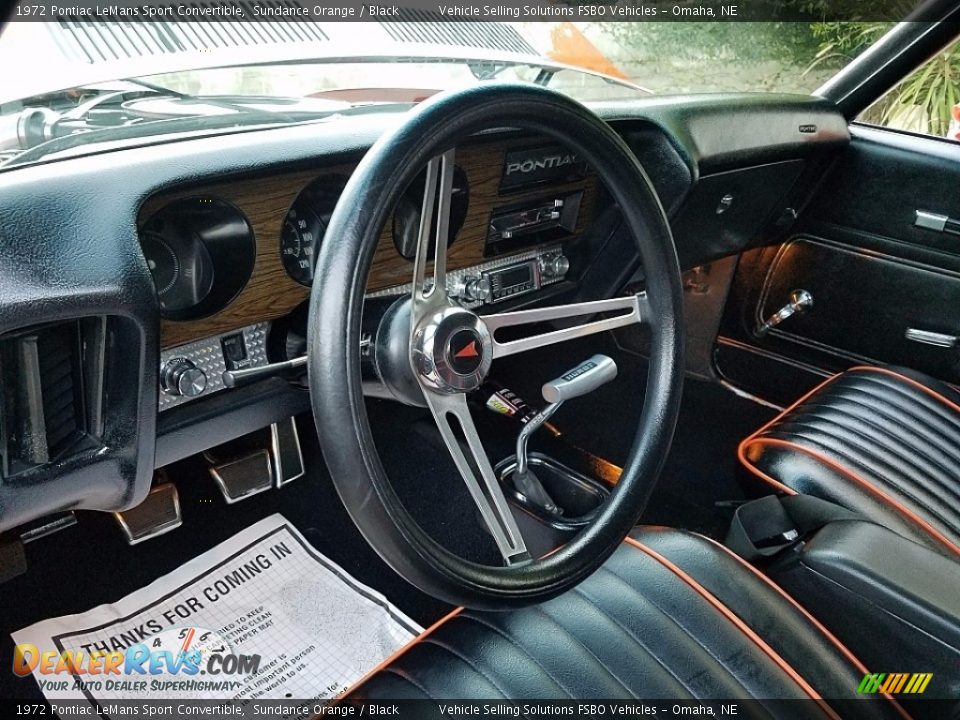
0 93 849 532
142 135 599 411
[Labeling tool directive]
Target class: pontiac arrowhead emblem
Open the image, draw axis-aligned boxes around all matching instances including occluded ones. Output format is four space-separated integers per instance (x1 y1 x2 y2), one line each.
454 340 479 359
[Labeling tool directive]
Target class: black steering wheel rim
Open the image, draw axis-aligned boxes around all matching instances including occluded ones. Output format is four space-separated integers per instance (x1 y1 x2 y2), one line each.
308 82 684 610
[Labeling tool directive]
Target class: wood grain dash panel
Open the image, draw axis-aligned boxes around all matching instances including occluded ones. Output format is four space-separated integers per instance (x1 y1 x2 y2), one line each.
144 136 597 350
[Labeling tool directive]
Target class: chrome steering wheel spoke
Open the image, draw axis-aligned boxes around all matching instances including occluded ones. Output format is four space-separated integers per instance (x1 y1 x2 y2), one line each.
411 148 456 318
425 392 530 565
408 148 529 565
483 293 648 358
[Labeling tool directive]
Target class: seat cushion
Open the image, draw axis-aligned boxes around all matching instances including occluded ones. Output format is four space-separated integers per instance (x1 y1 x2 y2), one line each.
739 365 960 559
343 528 907 719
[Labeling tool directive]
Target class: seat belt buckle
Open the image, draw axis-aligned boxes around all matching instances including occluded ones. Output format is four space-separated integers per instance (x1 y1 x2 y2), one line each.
753 528 800 549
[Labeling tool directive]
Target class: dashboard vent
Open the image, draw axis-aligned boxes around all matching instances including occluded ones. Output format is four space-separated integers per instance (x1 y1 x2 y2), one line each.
383 13 539 55
35 330 82 459
52 2 329 63
0 319 104 478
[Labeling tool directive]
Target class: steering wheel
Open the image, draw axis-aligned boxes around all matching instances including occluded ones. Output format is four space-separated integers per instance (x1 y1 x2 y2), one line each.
308 83 684 610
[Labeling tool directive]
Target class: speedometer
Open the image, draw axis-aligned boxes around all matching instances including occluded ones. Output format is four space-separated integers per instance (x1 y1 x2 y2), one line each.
280 176 348 287
280 204 324 287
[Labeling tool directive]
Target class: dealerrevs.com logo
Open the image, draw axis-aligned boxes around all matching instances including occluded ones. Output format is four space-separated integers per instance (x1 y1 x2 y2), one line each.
12 627 261 693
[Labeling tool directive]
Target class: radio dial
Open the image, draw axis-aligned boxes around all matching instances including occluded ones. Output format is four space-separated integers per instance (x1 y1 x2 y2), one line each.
463 276 492 302
161 358 207 397
540 254 570 278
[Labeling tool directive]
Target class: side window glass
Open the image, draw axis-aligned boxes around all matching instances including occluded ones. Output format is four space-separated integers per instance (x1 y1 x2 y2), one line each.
857 38 960 141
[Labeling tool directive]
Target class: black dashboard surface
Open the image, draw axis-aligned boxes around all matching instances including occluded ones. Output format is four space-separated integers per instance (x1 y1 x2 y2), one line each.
0 92 849 532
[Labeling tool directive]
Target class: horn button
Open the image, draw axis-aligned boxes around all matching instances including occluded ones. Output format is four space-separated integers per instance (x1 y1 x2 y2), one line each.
412 306 493 393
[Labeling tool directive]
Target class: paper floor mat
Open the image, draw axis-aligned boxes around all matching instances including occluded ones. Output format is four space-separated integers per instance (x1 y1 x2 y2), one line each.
12 514 421 706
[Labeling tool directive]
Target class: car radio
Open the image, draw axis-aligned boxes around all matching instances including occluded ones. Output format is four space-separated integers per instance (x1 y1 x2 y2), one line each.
448 248 570 306
487 260 538 301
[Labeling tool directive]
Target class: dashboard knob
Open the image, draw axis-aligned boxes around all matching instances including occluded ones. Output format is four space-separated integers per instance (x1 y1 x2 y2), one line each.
463 275 492 302
539 254 570 278
161 358 207 397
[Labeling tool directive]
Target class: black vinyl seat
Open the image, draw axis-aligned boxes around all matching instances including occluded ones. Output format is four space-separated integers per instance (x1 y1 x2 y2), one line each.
344 528 906 719
739 365 960 560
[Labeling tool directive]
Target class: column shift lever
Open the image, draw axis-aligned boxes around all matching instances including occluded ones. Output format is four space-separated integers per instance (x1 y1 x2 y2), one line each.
512 354 618 515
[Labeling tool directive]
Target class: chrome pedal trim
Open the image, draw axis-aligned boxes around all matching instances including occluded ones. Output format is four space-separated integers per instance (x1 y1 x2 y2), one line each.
209 450 273 504
271 418 305 488
113 484 182 545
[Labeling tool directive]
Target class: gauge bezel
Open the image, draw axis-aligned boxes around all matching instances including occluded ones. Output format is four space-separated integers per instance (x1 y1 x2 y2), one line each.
140 197 255 321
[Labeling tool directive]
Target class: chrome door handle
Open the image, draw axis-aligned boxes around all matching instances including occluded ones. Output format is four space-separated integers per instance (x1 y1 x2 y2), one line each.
757 289 813 337
905 328 958 348
915 210 960 236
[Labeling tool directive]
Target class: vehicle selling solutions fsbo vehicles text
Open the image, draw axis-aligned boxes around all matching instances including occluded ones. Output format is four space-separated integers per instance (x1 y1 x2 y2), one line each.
437 5 737 18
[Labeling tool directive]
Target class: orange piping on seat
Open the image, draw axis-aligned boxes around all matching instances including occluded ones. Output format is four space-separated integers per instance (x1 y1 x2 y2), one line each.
623 536 841 719
737 365 960 495
847 365 960 416
333 607 463 702
736 370 848 494
742 437 960 559
736 443 799 496
697 534 912 720
736 370 846 491
743 370 847 440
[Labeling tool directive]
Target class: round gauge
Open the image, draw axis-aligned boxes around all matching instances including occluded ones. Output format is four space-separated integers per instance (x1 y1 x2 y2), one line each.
141 229 214 314
280 204 324 287
140 197 255 321
279 176 348 287
141 234 180 296
392 165 469 260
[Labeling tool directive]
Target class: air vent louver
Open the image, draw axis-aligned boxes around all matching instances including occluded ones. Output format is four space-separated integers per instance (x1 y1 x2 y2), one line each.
0 321 96 477
35 330 83 460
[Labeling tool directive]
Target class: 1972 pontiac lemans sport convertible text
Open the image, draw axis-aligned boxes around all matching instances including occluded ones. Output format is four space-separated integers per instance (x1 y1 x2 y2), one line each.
0 2 959 718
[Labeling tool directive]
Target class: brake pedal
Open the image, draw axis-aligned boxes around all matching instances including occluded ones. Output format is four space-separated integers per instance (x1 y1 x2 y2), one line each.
113 481 182 545
208 450 273 504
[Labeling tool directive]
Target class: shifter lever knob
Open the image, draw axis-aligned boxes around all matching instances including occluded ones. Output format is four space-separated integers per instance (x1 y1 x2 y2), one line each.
514 354 619 486
542 354 618 404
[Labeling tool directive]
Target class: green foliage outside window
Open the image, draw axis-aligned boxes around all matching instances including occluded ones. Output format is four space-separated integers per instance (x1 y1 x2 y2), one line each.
810 21 960 136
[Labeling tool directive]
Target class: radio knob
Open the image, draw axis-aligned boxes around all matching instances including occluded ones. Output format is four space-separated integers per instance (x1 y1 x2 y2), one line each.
161 358 207 397
540 254 570 278
463 275 492 302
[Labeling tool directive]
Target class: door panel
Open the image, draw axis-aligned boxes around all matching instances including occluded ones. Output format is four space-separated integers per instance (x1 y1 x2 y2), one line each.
759 236 960 378
718 125 960 401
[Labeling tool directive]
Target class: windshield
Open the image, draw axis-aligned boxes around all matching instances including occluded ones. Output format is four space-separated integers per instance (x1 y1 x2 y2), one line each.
0 18 898 170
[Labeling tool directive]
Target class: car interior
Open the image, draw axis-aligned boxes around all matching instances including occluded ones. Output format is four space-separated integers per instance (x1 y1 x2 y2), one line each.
1 6 960 717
